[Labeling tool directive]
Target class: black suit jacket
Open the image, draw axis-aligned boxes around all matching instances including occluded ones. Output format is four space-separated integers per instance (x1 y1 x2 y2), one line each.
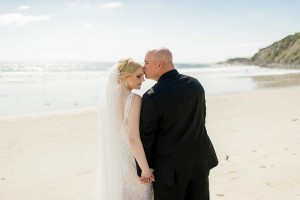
137 69 218 185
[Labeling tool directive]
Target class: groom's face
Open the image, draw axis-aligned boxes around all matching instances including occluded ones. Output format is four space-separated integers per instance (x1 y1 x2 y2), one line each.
144 52 158 80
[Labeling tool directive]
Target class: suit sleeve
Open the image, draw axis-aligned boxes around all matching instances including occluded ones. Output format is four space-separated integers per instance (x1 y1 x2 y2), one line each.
136 93 159 176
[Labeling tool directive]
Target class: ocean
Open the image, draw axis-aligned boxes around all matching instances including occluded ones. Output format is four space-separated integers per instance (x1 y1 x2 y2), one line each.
1 62 300 117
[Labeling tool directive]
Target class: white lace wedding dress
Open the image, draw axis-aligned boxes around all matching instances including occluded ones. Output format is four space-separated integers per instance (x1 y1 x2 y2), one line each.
120 93 153 200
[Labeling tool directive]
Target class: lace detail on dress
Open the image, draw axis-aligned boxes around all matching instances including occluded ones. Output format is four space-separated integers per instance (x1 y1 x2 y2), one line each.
120 93 153 200
122 92 134 133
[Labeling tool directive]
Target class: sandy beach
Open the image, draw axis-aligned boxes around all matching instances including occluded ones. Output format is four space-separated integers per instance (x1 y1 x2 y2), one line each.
1 86 300 200
207 86 300 199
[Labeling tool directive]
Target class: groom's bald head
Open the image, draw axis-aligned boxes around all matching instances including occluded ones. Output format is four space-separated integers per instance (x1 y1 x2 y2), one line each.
146 48 173 66
148 48 173 63
144 47 174 81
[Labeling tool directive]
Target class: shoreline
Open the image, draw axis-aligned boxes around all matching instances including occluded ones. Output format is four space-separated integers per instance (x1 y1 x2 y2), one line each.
0 107 98 121
1 66 300 118
2 84 300 119
1 85 300 199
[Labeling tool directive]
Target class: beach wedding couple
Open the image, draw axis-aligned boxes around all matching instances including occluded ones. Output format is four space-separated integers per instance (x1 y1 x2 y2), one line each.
97 47 218 200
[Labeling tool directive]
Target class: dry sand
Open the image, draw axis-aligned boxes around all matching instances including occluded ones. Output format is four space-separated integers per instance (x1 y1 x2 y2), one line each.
207 86 300 200
1 86 300 200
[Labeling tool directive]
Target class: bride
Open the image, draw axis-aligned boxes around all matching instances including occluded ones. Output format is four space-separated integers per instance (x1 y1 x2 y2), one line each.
96 58 154 199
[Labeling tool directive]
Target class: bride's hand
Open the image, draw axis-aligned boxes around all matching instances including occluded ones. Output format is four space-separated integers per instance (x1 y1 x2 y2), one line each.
141 168 153 177
139 168 155 184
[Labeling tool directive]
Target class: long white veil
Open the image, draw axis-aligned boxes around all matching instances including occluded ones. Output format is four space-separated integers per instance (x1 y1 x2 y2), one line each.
96 65 123 199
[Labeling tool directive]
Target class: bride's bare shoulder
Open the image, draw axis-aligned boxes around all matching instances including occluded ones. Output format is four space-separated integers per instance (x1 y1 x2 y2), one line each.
132 93 142 105
132 93 142 99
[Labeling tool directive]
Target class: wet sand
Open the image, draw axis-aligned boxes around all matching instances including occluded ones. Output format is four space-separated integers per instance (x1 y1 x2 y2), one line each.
251 72 300 88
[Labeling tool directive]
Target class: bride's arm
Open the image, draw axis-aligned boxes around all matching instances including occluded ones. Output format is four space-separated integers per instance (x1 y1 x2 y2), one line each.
128 94 153 177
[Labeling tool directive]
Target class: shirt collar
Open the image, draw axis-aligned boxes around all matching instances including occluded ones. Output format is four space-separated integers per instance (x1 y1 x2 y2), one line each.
157 69 179 82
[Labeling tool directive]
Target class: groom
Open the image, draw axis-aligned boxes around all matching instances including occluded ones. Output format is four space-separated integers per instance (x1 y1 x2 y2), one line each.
137 48 218 200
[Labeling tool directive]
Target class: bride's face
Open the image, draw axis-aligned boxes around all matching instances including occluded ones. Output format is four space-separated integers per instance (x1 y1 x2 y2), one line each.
127 67 145 90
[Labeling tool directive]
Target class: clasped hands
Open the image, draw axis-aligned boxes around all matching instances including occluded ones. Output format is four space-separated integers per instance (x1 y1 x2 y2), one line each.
139 168 155 185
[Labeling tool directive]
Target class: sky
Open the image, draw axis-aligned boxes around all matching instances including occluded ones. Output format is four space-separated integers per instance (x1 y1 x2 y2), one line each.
0 0 299 63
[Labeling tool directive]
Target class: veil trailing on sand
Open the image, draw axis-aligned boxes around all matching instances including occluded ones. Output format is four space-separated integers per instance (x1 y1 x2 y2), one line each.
96 65 123 199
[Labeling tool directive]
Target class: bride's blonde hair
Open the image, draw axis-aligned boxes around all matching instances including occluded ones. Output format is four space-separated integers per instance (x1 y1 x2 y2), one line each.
116 58 143 80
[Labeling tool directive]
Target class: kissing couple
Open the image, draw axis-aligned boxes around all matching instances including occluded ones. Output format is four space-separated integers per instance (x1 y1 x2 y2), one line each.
96 47 218 200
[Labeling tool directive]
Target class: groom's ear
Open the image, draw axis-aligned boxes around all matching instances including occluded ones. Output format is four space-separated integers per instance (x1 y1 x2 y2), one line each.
157 61 163 70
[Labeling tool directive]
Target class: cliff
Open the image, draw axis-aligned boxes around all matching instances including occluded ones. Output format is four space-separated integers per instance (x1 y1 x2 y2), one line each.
252 32 300 68
221 32 300 68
